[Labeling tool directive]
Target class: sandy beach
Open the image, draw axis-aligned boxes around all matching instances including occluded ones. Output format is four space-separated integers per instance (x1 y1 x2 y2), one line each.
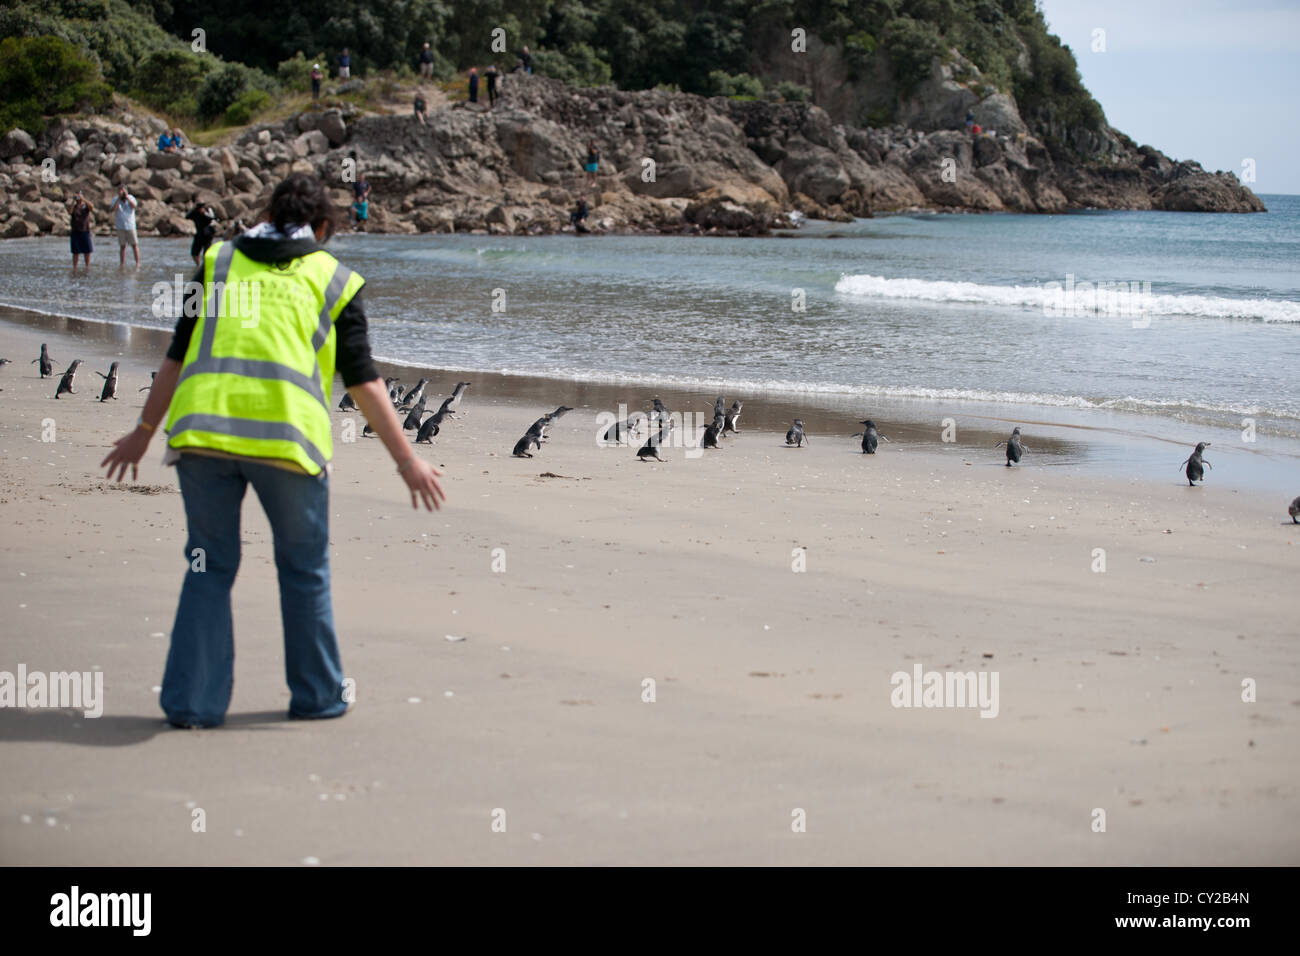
0 315 1297 866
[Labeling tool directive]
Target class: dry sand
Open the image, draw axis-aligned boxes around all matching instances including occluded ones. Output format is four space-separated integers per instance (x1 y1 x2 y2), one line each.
0 318 1297 865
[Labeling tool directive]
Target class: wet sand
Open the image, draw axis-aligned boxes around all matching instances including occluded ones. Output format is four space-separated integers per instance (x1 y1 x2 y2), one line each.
0 315 1297 865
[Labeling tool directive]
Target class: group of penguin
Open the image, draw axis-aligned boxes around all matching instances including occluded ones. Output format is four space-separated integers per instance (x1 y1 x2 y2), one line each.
5 343 1299 523
338 377 471 444
19 343 141 402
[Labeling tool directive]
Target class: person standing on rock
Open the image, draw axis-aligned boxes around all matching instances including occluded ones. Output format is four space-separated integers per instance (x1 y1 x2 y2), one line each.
584 140 600 187
68 191 93 273
99 172 446 728
110 185 140 270
338 48 351 81
419 42 434 79
186 201 218 267
486 64 499 109
311 63 323 100
520 46 532 74
468 66 479 105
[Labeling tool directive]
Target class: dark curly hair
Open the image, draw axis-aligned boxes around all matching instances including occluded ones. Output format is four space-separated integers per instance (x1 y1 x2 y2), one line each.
264 173 341 240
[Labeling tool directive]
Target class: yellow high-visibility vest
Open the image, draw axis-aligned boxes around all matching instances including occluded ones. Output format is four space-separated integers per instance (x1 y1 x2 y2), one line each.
166 239 365 475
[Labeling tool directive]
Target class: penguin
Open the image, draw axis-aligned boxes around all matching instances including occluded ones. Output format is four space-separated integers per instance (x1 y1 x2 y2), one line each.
785 419 808 447
54 360 82 398
139 371 156 392
852 419 890 454
416 408 446 444
701 420 721 450
548 404 574 421
33 343 54 378
385 377 402 403
1181 441 1211 486
445 381 471 412
712 396 726 420
1289 496 1300 524
636 421 673 462
723 400 742 435
650 397 669 441
0 358 12 368
402 398 427 431
96 361 120 402
512 432 540 458
338 391 357 411
602 412 643 444
711 411 726 440
996 427 1027 466
527 414 554 442
398 377 429 409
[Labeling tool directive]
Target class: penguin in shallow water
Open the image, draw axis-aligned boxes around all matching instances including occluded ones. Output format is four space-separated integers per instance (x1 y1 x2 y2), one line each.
1181 441 1211 486
723 400 742 435
852 419 889 454
97 361 120 402
785 419 808 447
1289 496 1300 524
33 343 54 378
996 427 1027 466
54 360 82 398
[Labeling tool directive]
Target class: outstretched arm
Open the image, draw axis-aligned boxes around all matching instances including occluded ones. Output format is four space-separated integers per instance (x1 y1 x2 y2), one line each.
101 358 182 481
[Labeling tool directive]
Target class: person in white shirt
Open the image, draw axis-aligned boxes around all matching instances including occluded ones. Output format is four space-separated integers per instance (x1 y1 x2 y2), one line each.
110 186 139 269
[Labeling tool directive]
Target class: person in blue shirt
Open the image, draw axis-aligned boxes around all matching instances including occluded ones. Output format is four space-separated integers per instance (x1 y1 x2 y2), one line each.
158 131 177 153
338 48 351 81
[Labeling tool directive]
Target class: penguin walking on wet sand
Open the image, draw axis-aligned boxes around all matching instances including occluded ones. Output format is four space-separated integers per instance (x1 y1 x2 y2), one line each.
139 371 156 392
0 358 12 368
602 412 643 444
1289 496 1300 524
651 397 670 441
852 419 890 454
996 427 1027 466
398 377 429 410
96 361 120 401
33 344 54 378
416 408 447 444
444 382 471 413
701 420 721 450
338 390 357 411
637 420 673 462
385 377 401 403
1181 441 1211 486
723 400 743 435
402 397 428 431
512 431 541 458
785 419 809 447
54 360 82 398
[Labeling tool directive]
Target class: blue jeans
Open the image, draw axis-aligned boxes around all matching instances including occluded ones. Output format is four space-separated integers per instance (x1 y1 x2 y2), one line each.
161 454 346 727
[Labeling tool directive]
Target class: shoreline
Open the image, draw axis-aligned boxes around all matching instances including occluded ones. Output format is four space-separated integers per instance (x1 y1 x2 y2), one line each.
4 301 1298 500
0 312 1296 865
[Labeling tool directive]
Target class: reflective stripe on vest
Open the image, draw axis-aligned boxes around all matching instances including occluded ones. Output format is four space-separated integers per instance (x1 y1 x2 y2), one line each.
166 240 361 474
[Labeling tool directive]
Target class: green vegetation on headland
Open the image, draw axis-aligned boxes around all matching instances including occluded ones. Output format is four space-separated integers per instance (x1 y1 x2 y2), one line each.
2 0 1102 149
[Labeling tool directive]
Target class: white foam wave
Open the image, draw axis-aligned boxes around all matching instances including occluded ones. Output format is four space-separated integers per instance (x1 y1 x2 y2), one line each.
835 274 1300 323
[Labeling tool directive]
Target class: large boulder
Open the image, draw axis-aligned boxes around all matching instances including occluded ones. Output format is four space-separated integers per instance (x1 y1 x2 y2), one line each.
1 128 37 159
493 109 580 181
3 217 37 238
146 150 183 170
294 130 330 156
317 110 347 146
1153 171 1267 212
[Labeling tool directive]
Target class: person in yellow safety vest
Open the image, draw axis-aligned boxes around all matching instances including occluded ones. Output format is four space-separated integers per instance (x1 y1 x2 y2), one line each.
101 173 446 729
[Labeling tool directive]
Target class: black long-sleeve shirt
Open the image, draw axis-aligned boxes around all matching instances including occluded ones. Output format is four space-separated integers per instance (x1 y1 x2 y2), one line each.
165 235 380 387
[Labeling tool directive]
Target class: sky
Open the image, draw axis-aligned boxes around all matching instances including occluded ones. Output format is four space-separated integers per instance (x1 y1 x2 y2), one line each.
1038 0 1300 195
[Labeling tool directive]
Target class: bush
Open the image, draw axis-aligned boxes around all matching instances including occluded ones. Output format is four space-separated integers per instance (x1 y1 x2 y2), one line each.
276 51 329 92
772 80 812 103
882 17 945 93
223 88 272 126
198 61 277 121
0 35 113 134
706 70 763 99
531 45 612 87
131 48 212 116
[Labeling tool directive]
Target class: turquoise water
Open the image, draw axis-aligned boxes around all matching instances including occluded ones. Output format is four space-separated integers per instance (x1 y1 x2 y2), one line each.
2 196 1298 439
